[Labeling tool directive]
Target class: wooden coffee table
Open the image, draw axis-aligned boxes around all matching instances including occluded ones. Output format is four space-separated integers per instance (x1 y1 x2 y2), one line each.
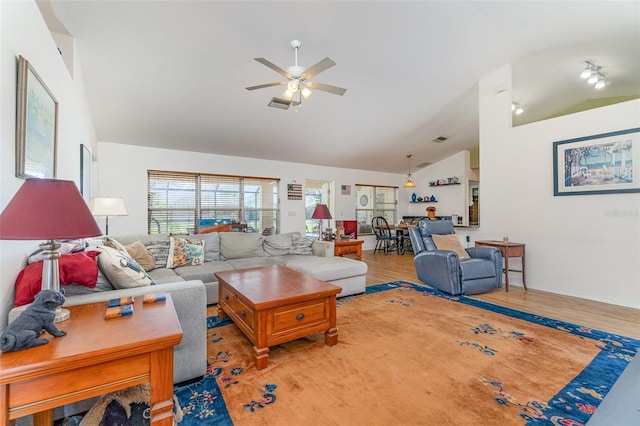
0 295 182 425
215 265 342 369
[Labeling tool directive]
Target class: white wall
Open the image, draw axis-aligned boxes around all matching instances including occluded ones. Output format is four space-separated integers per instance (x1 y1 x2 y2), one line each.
0 1 97 329
478 64 640 309
402 151 470 225
96 141 402 244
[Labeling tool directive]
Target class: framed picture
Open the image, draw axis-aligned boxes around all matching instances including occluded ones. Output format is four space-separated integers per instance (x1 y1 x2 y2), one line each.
15 55 58 179
553 127 640 196
80 143 93 202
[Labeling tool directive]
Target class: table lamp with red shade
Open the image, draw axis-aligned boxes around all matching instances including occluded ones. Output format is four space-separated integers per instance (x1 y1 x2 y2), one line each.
311 203 332 240
0 178 102 322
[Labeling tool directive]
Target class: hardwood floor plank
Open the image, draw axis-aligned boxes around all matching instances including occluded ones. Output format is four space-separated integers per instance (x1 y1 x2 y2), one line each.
361 250 640 339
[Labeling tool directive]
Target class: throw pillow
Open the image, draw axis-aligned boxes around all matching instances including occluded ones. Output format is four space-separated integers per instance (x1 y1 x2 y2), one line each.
289 235 314 256
27 239 87 264
143 239 171 269
104 237 128 252
166 237 205 268
125 240 156 271
263 232 295 256
97 246 153 289
432 234 470 259
14 251 100 307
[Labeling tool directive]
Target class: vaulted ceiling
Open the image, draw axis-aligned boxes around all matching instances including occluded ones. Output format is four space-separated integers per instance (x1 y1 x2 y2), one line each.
40 1 640 174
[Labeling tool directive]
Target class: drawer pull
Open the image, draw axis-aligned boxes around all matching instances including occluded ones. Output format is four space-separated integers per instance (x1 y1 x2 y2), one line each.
225 295 230 301
296 313 305 320
241 310 246 317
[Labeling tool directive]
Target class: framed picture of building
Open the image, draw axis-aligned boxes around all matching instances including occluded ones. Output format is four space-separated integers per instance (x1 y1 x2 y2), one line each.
15 55 58 179
553 127 639 196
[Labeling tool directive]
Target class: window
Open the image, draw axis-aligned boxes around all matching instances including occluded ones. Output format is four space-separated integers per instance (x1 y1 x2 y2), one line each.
148 170 279 234
355 184 397 235
305 180 332 237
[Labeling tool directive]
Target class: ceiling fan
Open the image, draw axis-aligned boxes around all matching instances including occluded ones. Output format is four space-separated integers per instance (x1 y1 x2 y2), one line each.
245 40 347 109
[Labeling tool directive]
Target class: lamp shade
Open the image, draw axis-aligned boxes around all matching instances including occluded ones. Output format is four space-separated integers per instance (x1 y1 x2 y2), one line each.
0 178 102 240
89 197 128 216
311 204 332 220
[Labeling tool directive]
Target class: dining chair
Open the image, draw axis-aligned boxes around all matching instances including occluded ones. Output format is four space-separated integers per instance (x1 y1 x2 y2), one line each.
372 216 398 255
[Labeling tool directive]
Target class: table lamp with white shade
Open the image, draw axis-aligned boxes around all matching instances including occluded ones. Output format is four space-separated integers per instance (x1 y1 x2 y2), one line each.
89 197 128 235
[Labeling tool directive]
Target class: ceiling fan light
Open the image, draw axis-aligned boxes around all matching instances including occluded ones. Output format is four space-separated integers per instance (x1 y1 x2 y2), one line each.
587 73 599 84
283 90 294 100
580 67 592 79
594 78 606 89
287 80 299 92
515 105 524 115
301 87 312 99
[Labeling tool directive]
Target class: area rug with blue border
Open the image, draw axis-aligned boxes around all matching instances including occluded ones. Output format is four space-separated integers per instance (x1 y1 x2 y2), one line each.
174 281 639 425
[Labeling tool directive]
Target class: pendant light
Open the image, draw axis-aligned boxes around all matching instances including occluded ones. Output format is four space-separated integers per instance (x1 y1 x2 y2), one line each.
403 154 416 188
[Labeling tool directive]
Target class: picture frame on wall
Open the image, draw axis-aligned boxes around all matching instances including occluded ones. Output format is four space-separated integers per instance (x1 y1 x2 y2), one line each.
15 55 58 179
80 143 93 202
553 127 640 196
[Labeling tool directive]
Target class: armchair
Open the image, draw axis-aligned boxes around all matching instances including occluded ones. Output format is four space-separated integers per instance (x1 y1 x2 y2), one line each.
408 220 502 296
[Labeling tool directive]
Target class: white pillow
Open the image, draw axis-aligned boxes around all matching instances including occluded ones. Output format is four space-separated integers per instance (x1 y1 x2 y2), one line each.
97 245 153 289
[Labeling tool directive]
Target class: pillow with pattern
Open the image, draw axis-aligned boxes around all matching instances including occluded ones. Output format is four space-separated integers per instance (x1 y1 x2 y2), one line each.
96 246 153 289
166 236 205 268
288 235 314 256
143 239 171 269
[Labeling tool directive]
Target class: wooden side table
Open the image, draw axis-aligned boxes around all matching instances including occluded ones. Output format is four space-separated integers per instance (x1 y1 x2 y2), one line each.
474 240 527 292
333 239 364 260
0 295 182 425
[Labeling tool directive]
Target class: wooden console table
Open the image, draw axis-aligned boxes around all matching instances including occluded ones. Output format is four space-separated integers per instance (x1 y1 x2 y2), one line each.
334 239 364 260
474 240 527 292
0 296 182 425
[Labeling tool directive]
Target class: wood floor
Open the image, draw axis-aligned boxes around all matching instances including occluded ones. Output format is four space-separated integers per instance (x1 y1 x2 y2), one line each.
361 250 640 339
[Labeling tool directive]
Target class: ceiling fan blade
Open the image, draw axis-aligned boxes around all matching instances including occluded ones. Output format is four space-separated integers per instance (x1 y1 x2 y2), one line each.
305 81 347 96
245 82 287 91
254 58 291 79
301 57 336 80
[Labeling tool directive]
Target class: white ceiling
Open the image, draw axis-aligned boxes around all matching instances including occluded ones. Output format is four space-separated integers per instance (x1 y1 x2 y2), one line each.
41 1 640 174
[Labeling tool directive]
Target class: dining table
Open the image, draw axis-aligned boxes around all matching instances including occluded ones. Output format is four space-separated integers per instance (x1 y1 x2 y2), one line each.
374 223 417 254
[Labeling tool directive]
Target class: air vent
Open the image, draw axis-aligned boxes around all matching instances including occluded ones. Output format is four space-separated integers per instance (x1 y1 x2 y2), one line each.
432 136 448 143
268 97 291 110
416 162 431 169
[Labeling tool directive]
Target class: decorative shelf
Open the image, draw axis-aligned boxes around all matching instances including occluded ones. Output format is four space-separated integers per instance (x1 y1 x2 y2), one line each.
428 182 461 187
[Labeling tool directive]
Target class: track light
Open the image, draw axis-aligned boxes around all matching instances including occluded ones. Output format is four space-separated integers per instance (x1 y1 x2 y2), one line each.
512 102 524 115
580 61 595 79
581 61 606 90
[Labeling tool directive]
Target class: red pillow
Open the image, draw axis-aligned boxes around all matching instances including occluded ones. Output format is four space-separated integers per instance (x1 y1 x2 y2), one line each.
60 250 99 287
14 251 99 307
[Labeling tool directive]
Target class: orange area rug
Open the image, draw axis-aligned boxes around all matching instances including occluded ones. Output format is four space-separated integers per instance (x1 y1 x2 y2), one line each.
174 282 639 425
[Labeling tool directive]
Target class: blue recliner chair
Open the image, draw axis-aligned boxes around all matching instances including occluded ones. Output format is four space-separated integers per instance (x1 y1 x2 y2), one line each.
408 220 503 296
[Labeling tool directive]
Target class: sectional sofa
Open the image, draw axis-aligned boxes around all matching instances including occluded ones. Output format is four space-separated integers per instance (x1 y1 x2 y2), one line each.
8 231 367 385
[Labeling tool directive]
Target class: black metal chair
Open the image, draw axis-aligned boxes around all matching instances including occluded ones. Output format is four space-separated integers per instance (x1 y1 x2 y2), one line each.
372 216 398 255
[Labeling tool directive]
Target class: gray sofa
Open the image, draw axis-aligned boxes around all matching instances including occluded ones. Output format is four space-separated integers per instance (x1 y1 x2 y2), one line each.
91 231 368 305
8 231 367 385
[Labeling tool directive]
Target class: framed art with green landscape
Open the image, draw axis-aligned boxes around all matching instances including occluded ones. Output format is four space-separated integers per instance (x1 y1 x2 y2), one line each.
15 55 58 179
553 127 639 196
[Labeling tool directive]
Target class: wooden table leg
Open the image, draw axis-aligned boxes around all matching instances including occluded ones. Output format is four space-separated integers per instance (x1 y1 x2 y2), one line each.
522 247 527 290
504 254 510 292
254 346 269 370
149 348 175 425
